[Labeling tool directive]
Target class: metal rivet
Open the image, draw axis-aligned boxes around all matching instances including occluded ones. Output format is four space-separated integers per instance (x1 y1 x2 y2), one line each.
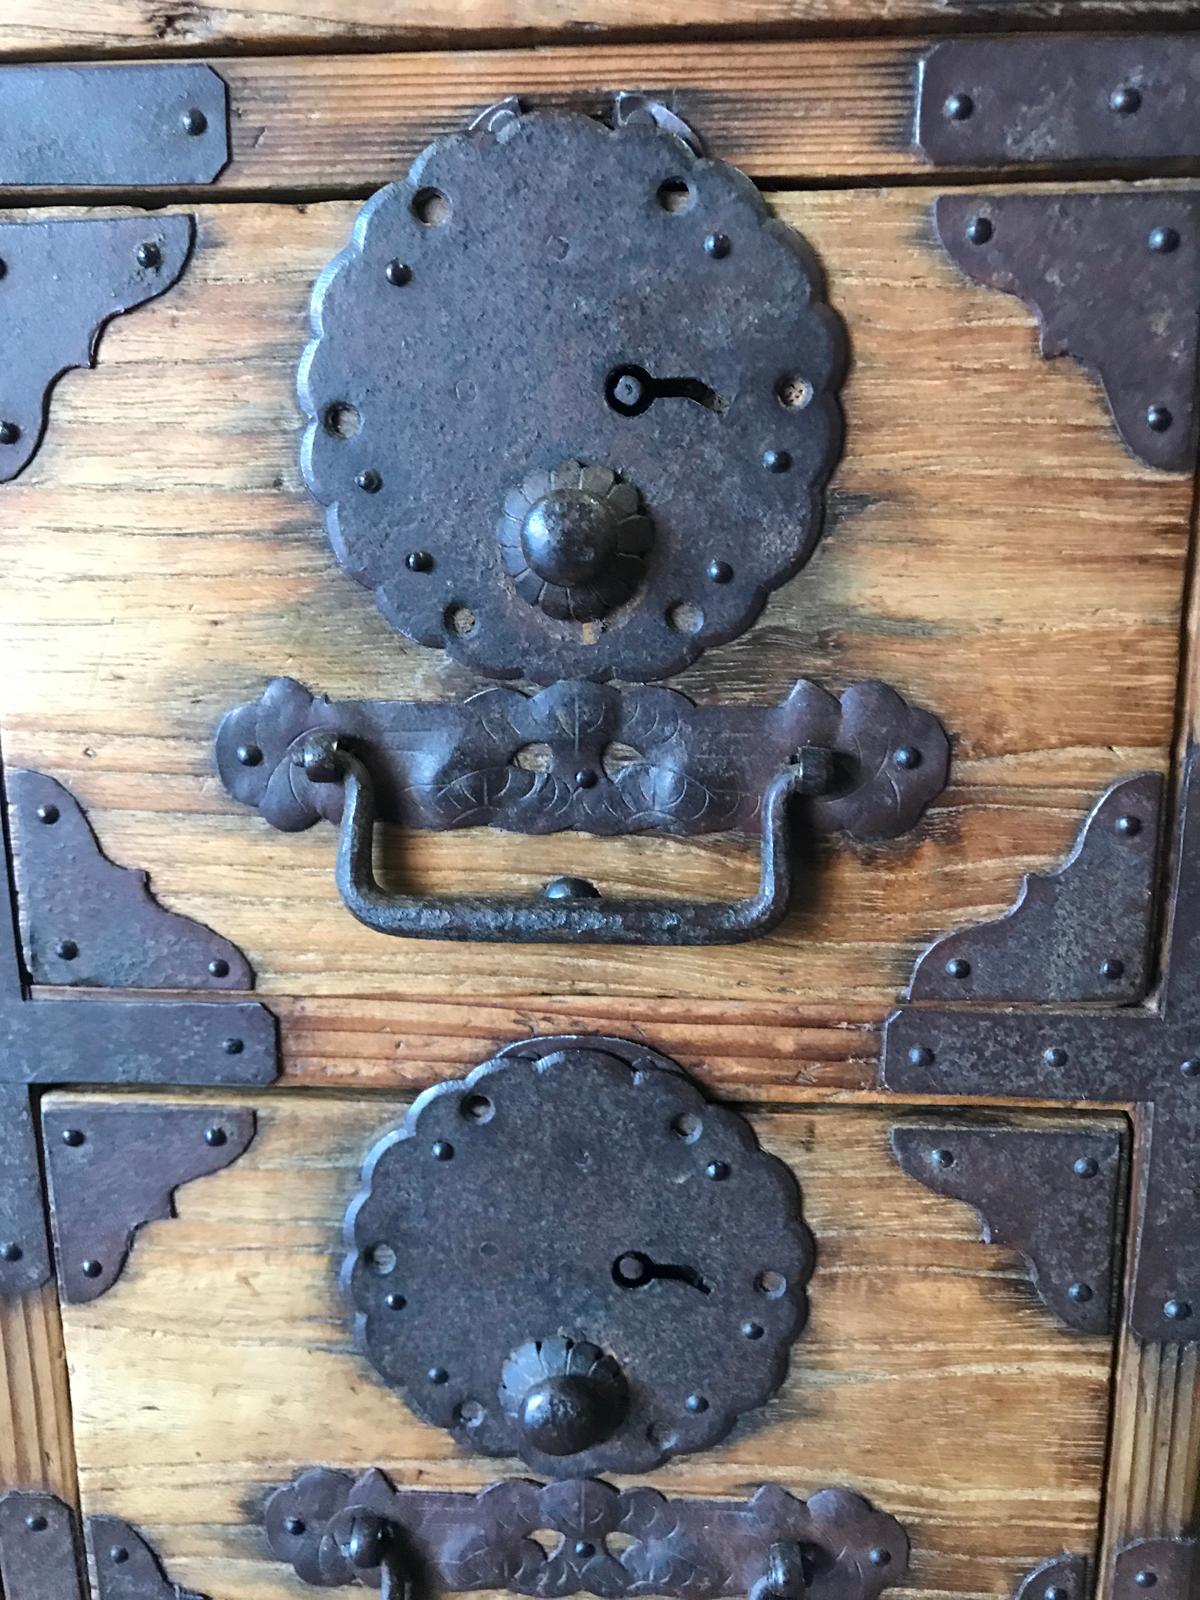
1044 1047 1068 1067
544 876 600 901
204 1126 227 1147
1110 84 1142 114
703 232 730 259
575 769 599 789
136 242 161 270
385 259 412 286
908 1045 934 1067
283 1517 306 1537
945 957 971 980
685 1393 708 1412
1135 1573 1158 1590
223 1037 244 1055
1100 958 1125 980
574 1542 595 1558
1149 226 1180 254
236 743 263 767
1068 1281 1093 1303
81 1259 103 1278
181 107 208 135
37 803 59 824
944 93 974 121
705 1160 730 1181
762 448 791 473
62 1128 84 1147
931 1148 954 1168
869 1549 892 1568
893 746 922 770
0 1242 22 1262
1181 1058 1200 1078
405 551 433 573
427 1366 449 1384
1074 1156 1099 1179
1147 406 1173 433
56 939 78 961
966 215 994 245
707 559 733 584
1115 814 1142 836
25 1515 47 1532
1164 1298 1192 1320
208 957 230 978
385 1292 406 1310
1044 1587 1067 1600
741 1321 764 1339
432 1140 454 1161
110 1547 130 1565
0 421 21 445
355 469 382 493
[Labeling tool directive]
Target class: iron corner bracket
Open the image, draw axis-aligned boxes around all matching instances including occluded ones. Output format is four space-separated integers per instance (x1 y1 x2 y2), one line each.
0 1491 209 1600
884 753 1200 1343
0 766 277 1303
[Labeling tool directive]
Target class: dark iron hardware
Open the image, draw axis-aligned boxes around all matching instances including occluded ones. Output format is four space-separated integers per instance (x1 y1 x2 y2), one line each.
42 1102 256 1303
1 215 195 484
932 192 1200 472
299 99 845 684
0 766 277 1302
917 36 1200 169
1113 1537 1199 1600
1008 1555 1089 1600
266 1466 909 1600
884 755 1200 1343
0 1493 207 1600
343 1035 813 1475
0 64 229 187
216 676 948 946
890 1125 1123 1335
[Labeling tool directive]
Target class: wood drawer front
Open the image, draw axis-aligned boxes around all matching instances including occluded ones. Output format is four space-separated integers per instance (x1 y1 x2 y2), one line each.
51 1091 1119 1600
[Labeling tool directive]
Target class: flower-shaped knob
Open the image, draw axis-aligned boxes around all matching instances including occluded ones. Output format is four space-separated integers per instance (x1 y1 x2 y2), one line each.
499 1337 629 1457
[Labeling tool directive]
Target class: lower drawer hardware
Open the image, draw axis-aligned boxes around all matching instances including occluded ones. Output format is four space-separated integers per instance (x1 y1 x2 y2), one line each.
0 769 277 1304
265 1467 910 1600
343 1035 813 1476
890 1124 1123 1335
884 752 1200 1343
1 215 195 485
216 675 948 945
0 1490 197 1600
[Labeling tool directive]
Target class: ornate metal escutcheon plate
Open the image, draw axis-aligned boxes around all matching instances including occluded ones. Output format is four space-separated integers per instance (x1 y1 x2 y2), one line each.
299 99 845 682
344 1036 814 1475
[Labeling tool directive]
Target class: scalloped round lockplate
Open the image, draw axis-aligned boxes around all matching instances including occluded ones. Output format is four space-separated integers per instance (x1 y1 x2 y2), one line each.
343 1038 814 1476
299 105 845 683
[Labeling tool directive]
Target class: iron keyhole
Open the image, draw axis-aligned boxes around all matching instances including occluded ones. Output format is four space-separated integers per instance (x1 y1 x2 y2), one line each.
612 1249 711 1294
605 364 725 418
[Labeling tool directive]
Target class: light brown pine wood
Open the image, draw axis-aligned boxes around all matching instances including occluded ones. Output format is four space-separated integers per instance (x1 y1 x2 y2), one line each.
0 1284 78 1503
55 1091 1117 1600
0 183 1190 1002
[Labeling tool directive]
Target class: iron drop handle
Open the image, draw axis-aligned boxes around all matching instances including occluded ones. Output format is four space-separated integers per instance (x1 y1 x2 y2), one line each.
297 733 833 946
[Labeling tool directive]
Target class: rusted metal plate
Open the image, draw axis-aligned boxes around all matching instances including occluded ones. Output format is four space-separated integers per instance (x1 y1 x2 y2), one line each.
890 1125 1123 1335
1112 1537 1199 1600
0 1492 84 1600
0 1084 52 1297
43 1103 256 1303
266 1466 909 1600
1009 1554 1089 1600
218 676 948 841
907 772 1161 1004
89 1517 206 1600
10 769 251 990
885 748 1200 1343
344 1040 813 1475
0 64 228 187
918 36 1200 168
933 192 1200 473
300 102 844 683
0 214 194 483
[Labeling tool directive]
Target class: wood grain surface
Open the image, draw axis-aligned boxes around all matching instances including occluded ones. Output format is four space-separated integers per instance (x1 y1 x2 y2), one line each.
54 1091 1117 1600
1 2 1195 60
0 1284 78 1504
0 184 1188 1001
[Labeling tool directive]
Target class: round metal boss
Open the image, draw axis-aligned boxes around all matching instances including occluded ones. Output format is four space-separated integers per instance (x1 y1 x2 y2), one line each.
300 103 845 683
344 1036 814 1475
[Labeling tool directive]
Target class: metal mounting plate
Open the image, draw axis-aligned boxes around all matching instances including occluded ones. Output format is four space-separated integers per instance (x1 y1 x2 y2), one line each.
344 1038 813 1475
300 102 844 683
0 64 229 188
